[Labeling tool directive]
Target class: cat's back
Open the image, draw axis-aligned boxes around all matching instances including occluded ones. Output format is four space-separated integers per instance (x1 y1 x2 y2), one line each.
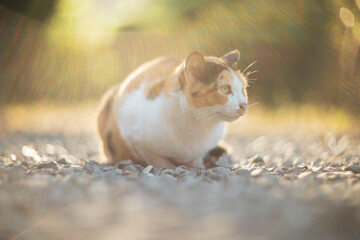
119 57 181 97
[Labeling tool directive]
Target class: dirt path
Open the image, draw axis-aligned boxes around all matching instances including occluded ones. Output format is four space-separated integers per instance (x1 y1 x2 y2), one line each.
1 133 360 240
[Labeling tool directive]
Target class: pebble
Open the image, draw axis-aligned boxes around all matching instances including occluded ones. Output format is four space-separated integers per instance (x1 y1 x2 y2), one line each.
86 160 100 166
102 166 117 172
174 165 188 176
36 161 59 171
117 160 134 169
142 165 154 175
56 158 68 165
297 171 312 180
249 155 264 166
235 168 250 176
22 145 42 162
36 168 56 176
20 161 29 169
287 167 305 174
124 165 143 175
2 133 360 240
331 171 354 177
150 167 161 176
316 172 328 180
281 160 293 168
160 169 175 176
345 165 360 174
204 171 222 181
211 167 231 175
250 168 265 177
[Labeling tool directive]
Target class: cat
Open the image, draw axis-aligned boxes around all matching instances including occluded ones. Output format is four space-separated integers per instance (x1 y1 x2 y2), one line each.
97 50 248 168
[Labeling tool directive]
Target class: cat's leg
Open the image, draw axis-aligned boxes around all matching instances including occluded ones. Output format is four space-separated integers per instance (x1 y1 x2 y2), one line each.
203 142 233 169
97 87 137 165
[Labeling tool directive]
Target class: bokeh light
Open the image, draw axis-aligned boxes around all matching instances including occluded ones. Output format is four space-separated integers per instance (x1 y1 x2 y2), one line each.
340 7 355 28
0 0 359 113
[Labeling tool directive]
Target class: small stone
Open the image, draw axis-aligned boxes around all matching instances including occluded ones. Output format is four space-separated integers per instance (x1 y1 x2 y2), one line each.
281 160 293 168
20 161 29 169
298 165 308 171
235 168 250 176
142 165 154 175
311 166 324 172
58 167 74 176
56 158 68 165
36 161 59 171
204 171 222 181
150 167 161 176
174 165 188 176
117 160 134 169
12 164 27 172
211 167 231 175
327 174 339 180
316 172 328 179
297 171 312 180
274 169 285 176
22 145 41 162
250 168 265 177
124 165 143 175
10 154 17 161
331 171 354 177
345 165 360 174
287 167 304 174
86 160 100 166
102 166 117 172
36 168 56 176
133 164 144 172
6 163 14 167
160 169 175 176
249 155 264 166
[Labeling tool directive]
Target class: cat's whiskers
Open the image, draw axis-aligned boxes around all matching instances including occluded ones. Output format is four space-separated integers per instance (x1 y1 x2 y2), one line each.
245 71 258 77
196 107 240 123
247 102 258 109
246 78 257 84
191 107 237 127
192 110 219 126
242 61 257 76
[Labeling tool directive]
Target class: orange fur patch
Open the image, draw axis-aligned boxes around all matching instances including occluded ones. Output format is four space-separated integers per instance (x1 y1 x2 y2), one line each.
120 57 180 98
185 69 239 108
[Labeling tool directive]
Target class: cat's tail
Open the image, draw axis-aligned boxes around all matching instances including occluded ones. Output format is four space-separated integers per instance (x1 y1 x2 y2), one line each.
97 85 120 164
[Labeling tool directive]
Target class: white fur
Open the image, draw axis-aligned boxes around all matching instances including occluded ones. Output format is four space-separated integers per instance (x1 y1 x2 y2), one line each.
227 69 248 110
114 69 246 167
115 84 225 167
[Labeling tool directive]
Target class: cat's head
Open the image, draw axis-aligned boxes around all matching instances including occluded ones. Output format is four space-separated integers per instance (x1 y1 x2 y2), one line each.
181 50 248 122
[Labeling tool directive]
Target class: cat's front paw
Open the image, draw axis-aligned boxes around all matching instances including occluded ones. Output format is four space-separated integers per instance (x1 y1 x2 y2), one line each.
203 145 233 169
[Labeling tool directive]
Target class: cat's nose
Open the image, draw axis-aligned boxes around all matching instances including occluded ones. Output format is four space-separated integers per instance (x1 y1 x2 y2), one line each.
238 103 248 113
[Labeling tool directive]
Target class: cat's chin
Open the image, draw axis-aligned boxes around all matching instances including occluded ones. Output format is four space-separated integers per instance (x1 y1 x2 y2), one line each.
217 112 242 122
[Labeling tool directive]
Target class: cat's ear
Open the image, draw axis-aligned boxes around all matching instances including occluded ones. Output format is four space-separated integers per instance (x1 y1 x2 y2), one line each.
185 52 206 83
222 49 240 67
185 52 205 71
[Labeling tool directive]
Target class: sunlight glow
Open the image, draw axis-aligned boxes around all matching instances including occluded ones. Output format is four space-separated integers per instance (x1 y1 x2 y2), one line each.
48 0 151 47
340 7 355 28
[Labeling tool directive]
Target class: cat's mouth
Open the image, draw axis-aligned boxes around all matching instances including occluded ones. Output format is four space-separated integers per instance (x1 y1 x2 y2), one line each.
216 111 243 122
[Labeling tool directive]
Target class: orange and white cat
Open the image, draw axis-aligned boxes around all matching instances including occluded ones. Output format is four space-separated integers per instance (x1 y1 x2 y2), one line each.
97 50 248 168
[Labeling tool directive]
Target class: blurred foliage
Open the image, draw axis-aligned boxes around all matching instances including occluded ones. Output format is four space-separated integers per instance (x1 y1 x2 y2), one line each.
0 0 359 114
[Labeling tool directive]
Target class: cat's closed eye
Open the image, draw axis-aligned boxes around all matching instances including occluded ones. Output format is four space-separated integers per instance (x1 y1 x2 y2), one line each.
220 85 232 95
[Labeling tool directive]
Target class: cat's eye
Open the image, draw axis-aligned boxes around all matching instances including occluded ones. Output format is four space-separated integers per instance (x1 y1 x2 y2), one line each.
220 85 232 95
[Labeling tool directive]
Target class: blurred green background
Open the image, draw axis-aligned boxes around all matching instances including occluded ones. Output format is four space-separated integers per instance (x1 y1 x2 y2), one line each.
0 0 359 113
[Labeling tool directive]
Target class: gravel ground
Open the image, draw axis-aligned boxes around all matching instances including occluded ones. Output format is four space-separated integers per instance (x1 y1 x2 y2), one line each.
1 132 360 240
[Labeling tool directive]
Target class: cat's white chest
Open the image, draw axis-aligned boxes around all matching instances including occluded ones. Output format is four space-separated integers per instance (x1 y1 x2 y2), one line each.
114 88 224 165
